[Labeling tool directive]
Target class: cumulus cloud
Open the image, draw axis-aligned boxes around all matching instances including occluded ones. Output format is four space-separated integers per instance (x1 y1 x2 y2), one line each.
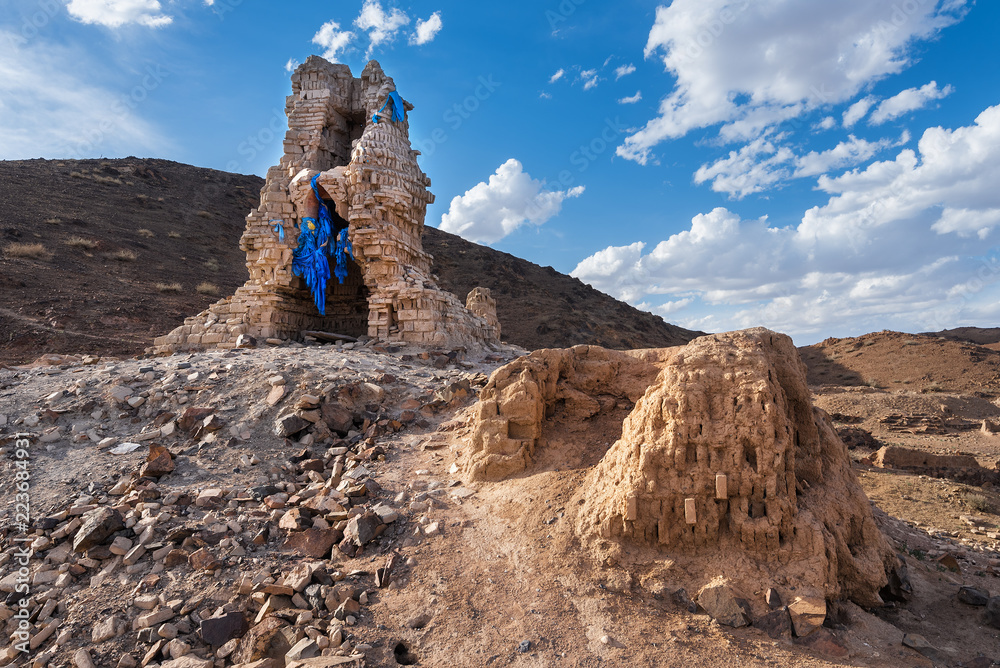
652 298 694 316
66 0 172 28
932 208 1000 240
355 0 409 54
792 134 900 178
0 31 169 160
285 58 300 73
696 131 905 197
615 64 636 79
312 21 354 62
439 159 585 244
410 11 442 45
694 137 794 199
618 0 967 164
815 116 836 131
843 97 875 127
619 91 642 105
870 81 954 124
576 104 1000 339
549 68 565 84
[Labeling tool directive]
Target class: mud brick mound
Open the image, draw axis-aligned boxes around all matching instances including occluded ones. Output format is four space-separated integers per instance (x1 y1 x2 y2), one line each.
464 328 899 607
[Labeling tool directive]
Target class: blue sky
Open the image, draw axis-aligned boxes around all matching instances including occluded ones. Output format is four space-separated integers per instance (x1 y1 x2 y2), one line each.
2 0 999 344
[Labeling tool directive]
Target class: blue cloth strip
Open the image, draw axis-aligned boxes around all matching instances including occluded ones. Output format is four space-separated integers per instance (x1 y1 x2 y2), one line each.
290 174 354 315
270 219 285 242
372 90 405 124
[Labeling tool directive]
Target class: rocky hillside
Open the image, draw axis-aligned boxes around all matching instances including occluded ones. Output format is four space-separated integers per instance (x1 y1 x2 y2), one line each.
0 158 701 365
799 330 1000 394
920 327 1000 346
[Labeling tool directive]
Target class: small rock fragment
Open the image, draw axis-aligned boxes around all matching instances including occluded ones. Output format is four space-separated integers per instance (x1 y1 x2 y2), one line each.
285 638 320 662
282 527 341 558
788 596 826 637
958 585 990 607
159 656 213 668
200 611 249 646
697 579 750 628
92 615 117 643
72 507 124 552
140 444 175 478
189 548 222 571
274 414 310 438
985 597 1000 630
73 649 96 668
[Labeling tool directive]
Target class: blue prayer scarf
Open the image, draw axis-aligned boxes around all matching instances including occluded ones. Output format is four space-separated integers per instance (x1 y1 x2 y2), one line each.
290 174 353 315
372 90 405 124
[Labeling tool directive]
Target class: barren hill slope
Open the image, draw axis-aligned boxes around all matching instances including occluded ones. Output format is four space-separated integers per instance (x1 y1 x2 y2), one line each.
921 326 1000 346
799 330 1000 394
0 158 701 364
423 226 699 351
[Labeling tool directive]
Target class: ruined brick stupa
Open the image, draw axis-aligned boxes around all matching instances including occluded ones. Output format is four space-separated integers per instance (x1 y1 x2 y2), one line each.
153 57 499 354
461 329 900 609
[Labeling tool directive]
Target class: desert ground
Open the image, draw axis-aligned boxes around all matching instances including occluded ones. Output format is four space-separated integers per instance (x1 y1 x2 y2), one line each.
0 326 997 668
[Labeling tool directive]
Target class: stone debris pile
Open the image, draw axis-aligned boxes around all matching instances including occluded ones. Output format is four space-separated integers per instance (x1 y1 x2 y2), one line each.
0 340 512 667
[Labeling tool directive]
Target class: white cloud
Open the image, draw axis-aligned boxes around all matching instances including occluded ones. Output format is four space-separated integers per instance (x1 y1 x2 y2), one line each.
285 58 300 73
870 81 954 124
577 104 1000 339
697 130 907 197
619 91 642 105
615 64 636 79
694 137 794 199
539 92 552 100
312 21 354 62
652 297 693 316
571 242 649 302
0 31 169 160
843 97 875 127
355 0 410 54
618 0 967 165
580 69 600 90
549 68 565 84
815 116 836 130
793 134 898 178
932 208 1000 240
66 0 172 28
439 159 585 244
410 11 442 45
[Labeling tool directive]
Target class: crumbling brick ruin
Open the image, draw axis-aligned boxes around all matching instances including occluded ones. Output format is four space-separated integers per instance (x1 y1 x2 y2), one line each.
462 329 900 607
153 57 499 354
